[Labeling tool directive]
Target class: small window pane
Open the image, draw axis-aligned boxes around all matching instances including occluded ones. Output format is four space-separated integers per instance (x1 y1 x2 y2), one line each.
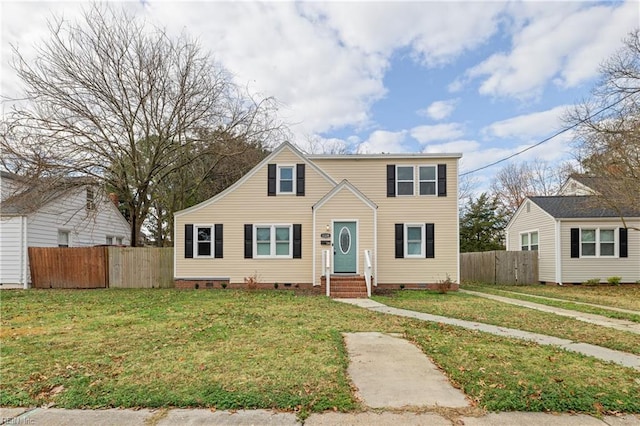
275 242 290 256
257 243 271 256
521 234 529 246
197 228 211 242
407 227 422 240
397 166 413 180
407 242 422 255
280 167 293 180
531 232 538 245
419 182 436 195
256 227 271 242
600 230 614 242
280 180 293 193
581 229 595 242
582 243 596 256
397 182 413 195
116 237 123 245
198 242 211 256
419 166 436 180
106 236 113 245
275 227 289 242
601 243 614 256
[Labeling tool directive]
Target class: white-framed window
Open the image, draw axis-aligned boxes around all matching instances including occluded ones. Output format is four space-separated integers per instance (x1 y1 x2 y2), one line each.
580 228 616 257
404 224 424 257
116 237 123 245
278 165 295 194
418 166 437 196
520 231 538 251
396 166 414 196
254 224 292 258
195 225 214 257
58 230 70 247
106 236 114 245
86 187 95 210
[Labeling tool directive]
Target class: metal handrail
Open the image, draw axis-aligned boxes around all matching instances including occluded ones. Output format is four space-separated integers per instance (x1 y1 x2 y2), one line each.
364 249 372 297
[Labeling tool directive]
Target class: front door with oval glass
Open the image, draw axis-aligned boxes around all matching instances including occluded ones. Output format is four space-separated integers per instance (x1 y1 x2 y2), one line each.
333 221 357 274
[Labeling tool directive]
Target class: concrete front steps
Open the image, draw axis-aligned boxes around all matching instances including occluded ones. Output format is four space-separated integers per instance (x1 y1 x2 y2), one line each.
321 275 368 298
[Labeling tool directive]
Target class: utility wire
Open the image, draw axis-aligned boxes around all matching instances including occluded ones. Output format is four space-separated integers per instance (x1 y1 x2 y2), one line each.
460 90 638 176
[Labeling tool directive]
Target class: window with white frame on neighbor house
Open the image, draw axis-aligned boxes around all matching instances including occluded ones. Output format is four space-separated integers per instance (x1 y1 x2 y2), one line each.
520 231 538 251
580 228 615 257
255 225 292 257
58 230 70 247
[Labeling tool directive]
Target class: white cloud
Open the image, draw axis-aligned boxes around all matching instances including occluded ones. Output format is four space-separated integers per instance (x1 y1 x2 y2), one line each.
356 130 408 154
422 139 479 154
482 105 568 140
418 99 458 121
410 123 465 144
462 1 638 99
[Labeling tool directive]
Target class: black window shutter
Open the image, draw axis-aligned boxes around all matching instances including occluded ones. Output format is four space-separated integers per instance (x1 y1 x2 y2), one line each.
395 223 404 258
570 228 579 258
426 223 435 258
296 164 305 196
437 164 447 197
387 165 396 197
185 224 193 259
620 228 628 258
244 224 253 258
267 164 276 196
214 224 223 258
293 224 302 258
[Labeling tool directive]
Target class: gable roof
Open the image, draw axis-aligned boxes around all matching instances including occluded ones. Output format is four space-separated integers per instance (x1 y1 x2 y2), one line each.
529 196 640 219
174 141 338 217
1 175 93 216
313 179 378 211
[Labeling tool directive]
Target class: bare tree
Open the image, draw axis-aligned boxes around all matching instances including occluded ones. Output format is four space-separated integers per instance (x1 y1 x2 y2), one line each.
490 159 574 214
564 29 640 228
1 4 286 245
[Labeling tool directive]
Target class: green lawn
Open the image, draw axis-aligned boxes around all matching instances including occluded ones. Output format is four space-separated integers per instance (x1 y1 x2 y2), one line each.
1 289 639 416
373 290 640 354
462 284 640 323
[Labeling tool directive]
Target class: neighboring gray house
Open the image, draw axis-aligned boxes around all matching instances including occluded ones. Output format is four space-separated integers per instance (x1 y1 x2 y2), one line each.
0 171 131 288
505 175 640 285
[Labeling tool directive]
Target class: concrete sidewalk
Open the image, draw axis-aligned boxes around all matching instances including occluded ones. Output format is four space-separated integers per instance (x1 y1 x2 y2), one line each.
3 406 639 425
336 298 640 371
460 289 640 334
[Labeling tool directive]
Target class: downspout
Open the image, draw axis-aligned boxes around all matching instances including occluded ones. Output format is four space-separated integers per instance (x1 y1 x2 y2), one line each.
22 216 28 289
555 220 562 285
312 206 316 286
374 207 378 287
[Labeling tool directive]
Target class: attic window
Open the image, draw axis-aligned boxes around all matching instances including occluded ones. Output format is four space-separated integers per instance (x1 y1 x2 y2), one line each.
278 166 295 194
86 188 95 210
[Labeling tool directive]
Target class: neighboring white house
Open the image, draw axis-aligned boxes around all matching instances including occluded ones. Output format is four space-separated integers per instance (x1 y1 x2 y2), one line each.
505 175 640 285
0 171 131 288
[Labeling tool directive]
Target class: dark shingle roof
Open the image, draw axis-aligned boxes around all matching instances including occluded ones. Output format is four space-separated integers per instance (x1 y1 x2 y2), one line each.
529 196 640 219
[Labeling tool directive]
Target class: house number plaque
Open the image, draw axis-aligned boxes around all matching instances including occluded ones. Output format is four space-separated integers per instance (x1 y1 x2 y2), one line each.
320 240 331 245
320 233 331 238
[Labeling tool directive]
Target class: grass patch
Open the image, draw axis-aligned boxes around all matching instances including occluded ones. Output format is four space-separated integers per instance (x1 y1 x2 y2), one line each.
464 284 640 312
1 289 639 414
463 285 640 323
373 291 640 355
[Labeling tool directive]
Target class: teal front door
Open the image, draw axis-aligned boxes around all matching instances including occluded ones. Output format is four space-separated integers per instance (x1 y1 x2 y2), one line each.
334 221 357 273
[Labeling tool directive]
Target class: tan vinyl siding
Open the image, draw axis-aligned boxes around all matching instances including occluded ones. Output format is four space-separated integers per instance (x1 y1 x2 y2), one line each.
314 157 459 284
560 219 640 284
175 147 333 283
506 200 556 282
314 188 375 285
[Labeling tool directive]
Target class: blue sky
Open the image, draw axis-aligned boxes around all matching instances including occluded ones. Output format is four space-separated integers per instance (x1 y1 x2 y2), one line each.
2 1 638 191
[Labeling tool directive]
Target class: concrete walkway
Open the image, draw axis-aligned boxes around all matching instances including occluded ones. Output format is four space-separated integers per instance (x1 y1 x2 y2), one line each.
336 298 640 371
460 289 640 334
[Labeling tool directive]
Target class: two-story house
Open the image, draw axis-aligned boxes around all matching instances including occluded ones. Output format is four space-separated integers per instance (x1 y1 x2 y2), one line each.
173 142 461 297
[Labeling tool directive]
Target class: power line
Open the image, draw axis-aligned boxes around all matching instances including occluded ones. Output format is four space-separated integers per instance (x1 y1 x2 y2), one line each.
460 90 638 176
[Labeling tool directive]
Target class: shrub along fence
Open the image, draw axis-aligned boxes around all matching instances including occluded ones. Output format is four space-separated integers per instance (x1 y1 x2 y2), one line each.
28 247 173 289
460 250 538 285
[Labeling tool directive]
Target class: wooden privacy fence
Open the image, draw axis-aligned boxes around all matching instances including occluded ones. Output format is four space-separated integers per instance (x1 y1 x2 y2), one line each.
460 250 538 285
28 247 174 289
